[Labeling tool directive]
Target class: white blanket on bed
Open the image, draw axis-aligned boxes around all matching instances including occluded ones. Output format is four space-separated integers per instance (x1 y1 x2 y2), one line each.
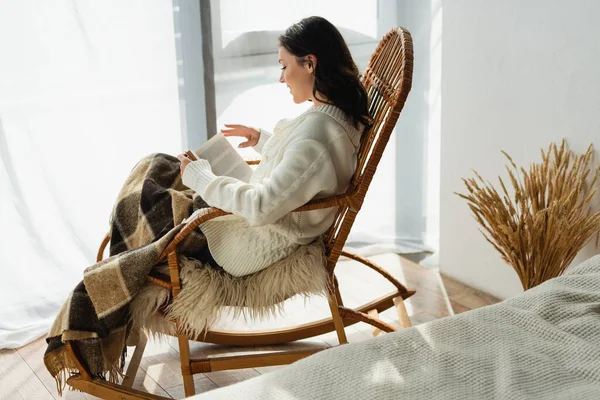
193 255 600 399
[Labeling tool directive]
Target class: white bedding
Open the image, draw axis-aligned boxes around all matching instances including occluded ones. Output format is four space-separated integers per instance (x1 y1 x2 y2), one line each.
193 255 600 399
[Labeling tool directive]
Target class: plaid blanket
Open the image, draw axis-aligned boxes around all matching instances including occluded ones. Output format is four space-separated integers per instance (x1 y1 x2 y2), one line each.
44 153 212 393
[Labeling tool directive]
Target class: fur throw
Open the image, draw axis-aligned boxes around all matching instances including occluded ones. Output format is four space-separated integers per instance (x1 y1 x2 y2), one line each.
131 239 329 340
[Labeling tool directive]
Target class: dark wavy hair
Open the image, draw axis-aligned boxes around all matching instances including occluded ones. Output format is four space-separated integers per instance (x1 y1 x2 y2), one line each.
279 16 372 131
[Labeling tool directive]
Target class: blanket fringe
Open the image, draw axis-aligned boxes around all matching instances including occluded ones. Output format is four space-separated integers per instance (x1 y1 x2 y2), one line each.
45 335 127 397
47 351 126 397
53 366 79 397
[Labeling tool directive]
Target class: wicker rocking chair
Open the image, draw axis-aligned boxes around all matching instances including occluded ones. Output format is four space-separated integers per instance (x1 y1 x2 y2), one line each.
65 26 414 399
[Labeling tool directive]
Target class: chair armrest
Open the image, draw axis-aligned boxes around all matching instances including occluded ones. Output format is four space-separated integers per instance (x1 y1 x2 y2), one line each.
294 192 360 212
158 192 359 260
158 207 231 260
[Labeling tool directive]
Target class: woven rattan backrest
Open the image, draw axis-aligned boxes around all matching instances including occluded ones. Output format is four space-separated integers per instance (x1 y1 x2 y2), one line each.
324 27 414 273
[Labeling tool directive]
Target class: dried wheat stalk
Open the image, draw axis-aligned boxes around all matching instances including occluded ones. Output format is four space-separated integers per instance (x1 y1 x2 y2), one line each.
456 140 600 290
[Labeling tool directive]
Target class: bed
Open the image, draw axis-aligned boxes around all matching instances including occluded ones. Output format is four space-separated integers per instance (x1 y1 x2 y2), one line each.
192 255 600 399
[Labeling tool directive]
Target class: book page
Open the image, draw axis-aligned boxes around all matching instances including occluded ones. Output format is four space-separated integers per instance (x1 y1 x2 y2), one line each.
191 132 253 182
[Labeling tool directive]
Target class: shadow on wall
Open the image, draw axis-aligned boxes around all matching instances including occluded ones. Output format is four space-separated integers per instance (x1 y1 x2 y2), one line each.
394 0 441 253
394 4 427 247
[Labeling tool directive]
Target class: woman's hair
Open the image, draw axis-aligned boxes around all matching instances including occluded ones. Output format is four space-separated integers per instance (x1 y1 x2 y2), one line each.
279 16 372 131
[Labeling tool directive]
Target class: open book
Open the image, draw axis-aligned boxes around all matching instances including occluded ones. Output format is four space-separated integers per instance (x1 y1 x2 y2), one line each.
185 132 253 182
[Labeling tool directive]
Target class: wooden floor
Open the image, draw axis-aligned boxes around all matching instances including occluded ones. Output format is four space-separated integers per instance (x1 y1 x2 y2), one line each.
0 253 501 400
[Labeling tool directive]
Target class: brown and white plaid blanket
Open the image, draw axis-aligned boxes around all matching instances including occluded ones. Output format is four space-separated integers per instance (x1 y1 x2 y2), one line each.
44 153 212 393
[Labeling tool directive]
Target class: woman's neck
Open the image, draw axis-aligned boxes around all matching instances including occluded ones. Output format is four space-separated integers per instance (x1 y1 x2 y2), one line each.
311 91 328 107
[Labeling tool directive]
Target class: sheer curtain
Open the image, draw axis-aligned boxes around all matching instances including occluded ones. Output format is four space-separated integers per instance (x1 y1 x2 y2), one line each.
0 0 182 348
1 0 439 349
209 0 435 256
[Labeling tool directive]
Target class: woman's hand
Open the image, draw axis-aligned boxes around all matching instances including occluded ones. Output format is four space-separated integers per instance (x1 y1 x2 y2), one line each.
177 154 192 176
221 124 260 148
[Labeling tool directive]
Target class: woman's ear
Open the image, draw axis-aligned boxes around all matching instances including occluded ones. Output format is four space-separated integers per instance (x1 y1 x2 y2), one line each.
306 54 317 73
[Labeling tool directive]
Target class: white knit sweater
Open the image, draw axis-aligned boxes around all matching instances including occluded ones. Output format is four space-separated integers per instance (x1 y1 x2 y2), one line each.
182 104 362 276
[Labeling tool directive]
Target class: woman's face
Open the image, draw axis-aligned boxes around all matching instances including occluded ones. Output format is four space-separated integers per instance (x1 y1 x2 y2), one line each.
278 46 316 104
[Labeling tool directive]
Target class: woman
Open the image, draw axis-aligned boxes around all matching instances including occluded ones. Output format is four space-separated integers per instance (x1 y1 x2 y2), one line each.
176 16 372 277
45 16 371 390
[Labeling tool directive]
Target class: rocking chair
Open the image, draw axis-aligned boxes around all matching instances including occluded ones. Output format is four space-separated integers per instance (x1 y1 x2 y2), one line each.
65 26 414 399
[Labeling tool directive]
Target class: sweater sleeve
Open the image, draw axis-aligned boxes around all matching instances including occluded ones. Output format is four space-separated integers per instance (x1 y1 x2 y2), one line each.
253 129 273 154
181 139 336 226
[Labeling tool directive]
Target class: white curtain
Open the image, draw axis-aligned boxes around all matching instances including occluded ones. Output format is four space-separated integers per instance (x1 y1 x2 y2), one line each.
0 0 438 349
0 0 182 348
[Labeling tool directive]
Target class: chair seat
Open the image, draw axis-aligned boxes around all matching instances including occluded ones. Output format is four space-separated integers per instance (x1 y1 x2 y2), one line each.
130 240 329 340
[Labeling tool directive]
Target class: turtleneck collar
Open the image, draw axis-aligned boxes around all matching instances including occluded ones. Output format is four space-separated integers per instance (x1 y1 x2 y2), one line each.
307 104 363 146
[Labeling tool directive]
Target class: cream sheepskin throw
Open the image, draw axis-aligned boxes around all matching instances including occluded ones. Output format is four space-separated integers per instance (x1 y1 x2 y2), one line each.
129 240 329 340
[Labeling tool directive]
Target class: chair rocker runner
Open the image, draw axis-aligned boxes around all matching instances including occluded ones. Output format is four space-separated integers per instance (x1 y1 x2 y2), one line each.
65 26 415 399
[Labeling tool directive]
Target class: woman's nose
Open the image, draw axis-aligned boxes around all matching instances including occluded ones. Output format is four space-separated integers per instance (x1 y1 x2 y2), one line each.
279 72 285 83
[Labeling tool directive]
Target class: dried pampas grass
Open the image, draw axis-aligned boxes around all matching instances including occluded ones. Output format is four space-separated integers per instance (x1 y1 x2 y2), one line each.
457 140 600 290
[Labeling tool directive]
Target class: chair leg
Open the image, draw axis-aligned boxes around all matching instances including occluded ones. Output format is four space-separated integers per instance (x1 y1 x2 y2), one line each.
122 330 148 388
177 331 195 397
393 296 412 328
367 309 383 337
328 290 348 345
